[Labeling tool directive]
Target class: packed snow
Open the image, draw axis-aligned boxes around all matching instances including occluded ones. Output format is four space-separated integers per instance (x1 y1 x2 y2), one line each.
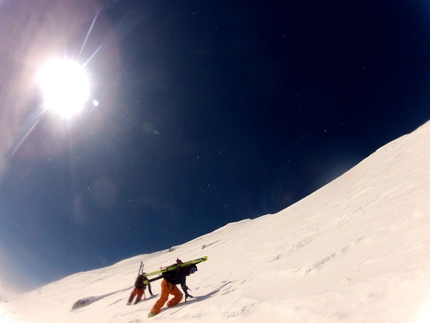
1 121 430 322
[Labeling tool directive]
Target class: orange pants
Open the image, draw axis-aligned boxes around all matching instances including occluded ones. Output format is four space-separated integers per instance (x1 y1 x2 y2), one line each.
150 279 183 314
128 288 144 304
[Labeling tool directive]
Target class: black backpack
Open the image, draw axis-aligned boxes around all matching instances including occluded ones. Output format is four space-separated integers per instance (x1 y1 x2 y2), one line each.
161 266 179 284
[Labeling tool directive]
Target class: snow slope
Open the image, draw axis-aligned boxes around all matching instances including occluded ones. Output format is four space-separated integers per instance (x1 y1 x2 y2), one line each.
1 121 430 322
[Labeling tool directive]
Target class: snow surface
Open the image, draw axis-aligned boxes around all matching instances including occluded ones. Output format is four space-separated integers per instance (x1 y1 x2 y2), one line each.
1 121 430 322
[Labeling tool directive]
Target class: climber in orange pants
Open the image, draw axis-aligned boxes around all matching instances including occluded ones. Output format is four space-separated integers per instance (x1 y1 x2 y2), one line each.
148 262 198 317
127 273 153 305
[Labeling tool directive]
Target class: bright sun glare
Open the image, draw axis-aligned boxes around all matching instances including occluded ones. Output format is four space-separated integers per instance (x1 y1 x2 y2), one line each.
37 59 90 119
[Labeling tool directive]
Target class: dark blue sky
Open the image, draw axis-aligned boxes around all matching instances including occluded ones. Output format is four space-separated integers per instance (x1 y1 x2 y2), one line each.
1 0 430 292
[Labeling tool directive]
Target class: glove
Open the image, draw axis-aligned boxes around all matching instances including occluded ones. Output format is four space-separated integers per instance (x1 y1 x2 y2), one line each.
181 284 193 300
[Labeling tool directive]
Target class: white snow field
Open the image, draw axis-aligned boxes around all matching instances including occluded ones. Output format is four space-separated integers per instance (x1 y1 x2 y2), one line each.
1 121 430 323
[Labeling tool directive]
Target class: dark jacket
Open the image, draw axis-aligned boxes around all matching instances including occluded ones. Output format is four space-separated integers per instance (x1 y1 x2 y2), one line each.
135 275 145 289
161 264 196 295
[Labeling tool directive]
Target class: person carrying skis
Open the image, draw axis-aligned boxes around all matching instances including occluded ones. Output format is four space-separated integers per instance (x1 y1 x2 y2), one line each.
127 273 153 305
148 259 197 317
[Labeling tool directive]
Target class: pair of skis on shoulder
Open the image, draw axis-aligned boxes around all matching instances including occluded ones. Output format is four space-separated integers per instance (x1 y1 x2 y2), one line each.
143 256 208 283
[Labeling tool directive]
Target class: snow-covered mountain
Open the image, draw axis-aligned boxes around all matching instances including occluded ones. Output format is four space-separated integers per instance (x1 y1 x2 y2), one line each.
1 121 430 323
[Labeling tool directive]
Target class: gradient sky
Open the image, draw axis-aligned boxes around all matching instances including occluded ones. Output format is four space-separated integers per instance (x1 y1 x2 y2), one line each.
1 0 430 293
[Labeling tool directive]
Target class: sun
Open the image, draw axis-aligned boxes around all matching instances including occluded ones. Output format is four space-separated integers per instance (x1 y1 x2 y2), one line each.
37 59 90 119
